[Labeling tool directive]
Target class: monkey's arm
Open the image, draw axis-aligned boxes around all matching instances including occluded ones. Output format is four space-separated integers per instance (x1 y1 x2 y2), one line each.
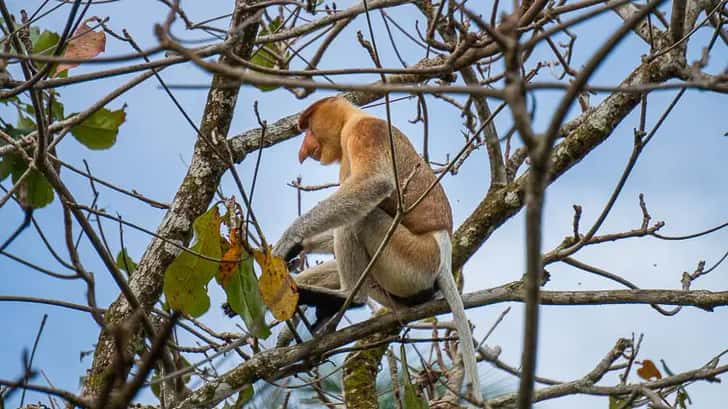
302 231 334 254
274 118 392 261
273 173 393 261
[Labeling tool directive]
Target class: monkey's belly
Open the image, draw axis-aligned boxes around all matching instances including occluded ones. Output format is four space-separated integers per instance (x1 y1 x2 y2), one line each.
368 241 440 298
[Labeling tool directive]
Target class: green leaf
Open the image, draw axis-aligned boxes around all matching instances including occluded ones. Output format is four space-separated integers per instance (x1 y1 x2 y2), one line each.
3 113 35 139
676 389 690 409
0 153 19 181
400 344 427 409
29 30 64 74
32 30 60 55
70 107 126 150
249 47 277 69
221 386 254 409
249 48 280 92
234 384 254 408
51 99 65 121
217 253 270 339
0 161 11 181
5 126 26 140
116 248 137 277
176 355 192 382
28 26 42 46
13 167 54 208
5 115 53 208
403 383 427 409
609 396 631 409
0 95 19 106
17 115 36 132
26 95 65 121
267 16 283 33
249 17 287 92
163 207 222 317
150 371 161 398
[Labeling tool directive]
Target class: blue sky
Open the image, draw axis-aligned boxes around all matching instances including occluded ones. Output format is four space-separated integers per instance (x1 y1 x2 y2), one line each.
1 0 726 407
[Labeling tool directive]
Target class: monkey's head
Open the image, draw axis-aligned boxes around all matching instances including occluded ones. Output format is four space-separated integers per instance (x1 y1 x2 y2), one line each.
297 96 357 165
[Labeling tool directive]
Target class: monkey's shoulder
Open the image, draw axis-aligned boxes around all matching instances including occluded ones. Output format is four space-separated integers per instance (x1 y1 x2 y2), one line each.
340 117 394 164
344 116 417 152
344 116 388 142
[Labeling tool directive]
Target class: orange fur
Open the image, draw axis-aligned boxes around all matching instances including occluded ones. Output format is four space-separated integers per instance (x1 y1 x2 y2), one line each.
297 96 452 234
292 97 481 400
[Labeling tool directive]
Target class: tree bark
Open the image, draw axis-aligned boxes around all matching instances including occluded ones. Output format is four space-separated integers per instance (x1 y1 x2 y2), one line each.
81 1 262 402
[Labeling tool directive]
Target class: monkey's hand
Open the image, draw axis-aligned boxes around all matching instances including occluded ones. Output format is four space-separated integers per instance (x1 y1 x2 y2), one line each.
272 226 304 263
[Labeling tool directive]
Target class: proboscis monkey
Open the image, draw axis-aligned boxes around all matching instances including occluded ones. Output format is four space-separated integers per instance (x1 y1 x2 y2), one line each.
272 96 481 401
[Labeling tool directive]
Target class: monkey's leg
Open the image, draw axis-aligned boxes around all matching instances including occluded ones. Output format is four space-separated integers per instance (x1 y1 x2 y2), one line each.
302 230 334 254
358 208 442 303
294 223 374 334
295 259 340 288
294 258 367 332
334 223 373 305
295 260 345 330
276 261 339 346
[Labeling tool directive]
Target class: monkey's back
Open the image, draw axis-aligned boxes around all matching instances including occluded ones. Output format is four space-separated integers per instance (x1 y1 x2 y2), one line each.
375 122 453 235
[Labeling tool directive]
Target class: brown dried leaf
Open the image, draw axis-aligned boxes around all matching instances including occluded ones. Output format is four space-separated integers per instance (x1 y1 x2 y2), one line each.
636 359 662 381
54 17 106 76
218 228 242 285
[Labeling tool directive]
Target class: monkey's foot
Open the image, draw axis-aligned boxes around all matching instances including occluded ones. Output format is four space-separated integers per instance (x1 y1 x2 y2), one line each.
297 284 366 336
310 299 365 336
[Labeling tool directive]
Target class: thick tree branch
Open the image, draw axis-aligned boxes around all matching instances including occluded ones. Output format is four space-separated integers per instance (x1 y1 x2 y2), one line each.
451 53 676 270
81 2 263 402
172 285 728 408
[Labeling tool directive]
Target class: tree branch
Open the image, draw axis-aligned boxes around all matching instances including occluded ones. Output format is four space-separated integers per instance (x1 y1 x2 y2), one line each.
172 285 728 409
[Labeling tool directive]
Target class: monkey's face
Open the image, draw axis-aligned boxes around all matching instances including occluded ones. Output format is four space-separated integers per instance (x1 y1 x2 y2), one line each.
299 129 341 165
298 130 321 163
297 98 345 165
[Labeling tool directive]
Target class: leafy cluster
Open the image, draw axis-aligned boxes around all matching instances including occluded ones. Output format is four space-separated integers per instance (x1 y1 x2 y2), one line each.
0 22 123 209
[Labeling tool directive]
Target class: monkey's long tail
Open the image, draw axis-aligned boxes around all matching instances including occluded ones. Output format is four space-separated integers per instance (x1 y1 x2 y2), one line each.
437 272 483 402
435 234 483 403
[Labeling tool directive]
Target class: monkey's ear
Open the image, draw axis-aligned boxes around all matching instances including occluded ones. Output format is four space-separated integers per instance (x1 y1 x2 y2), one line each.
298 96 337 131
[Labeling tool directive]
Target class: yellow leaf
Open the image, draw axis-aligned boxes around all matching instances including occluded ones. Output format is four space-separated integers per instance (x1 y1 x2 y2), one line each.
636 359 662 381
253 246 298 320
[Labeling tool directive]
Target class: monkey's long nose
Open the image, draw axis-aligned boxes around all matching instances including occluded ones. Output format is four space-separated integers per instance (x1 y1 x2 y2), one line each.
298 147 308 164
298 131 318 163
